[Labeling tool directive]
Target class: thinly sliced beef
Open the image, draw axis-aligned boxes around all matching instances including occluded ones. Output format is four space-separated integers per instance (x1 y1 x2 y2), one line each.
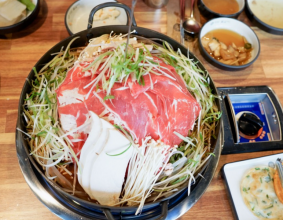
56 57 201 155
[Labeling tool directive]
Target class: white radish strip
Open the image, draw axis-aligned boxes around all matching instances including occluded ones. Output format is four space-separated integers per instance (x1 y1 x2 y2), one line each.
143 92 158 112
60 118 91 138
44 128 80 172
85 62 111 99
49 164 73 189
30 130 51 155
60 166 73 176
70 139 84 142
148 72 154 90
99 108 109 117
99 54 112 71
135 48 139 62
187 170 196 196
114 87 129 91
37 153 65 168
22 112 29 124
173 131 196 146
16 128 32 138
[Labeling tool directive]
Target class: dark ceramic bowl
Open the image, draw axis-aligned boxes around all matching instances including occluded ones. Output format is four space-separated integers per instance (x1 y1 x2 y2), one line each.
198 17 260 71
245 0 283 35
0 0 40 35
197 0 245 20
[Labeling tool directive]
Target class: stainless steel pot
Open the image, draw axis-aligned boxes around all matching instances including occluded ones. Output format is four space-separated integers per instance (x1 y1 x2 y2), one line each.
16 3 223 219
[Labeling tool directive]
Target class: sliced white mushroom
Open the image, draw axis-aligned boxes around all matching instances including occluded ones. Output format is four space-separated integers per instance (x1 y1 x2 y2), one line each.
78 112 132 205
80 127 109 196
89 126 132 204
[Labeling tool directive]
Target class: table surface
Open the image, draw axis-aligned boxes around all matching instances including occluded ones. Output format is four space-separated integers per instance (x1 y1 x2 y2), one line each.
1 0 283 219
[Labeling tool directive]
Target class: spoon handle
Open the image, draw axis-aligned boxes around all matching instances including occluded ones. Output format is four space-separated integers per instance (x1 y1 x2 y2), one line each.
190 0 195 17
179 0 185 21
179 0 185 45
125 0 137 60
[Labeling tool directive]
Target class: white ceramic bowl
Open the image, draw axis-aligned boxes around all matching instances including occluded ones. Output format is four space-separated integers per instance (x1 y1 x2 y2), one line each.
199 17 260 70
246 0 283 35
65 0 128 35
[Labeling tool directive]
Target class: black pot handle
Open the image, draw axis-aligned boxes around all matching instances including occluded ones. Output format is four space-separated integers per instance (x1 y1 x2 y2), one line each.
87 2 137 30
102 201 168 220
156 201 169 220
102 209 116 220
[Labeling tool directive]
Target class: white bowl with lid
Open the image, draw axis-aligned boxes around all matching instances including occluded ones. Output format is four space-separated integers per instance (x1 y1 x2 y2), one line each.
65 0 128 35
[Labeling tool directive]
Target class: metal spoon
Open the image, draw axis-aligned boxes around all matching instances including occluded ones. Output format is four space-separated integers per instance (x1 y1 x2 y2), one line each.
183 0 201 35
125 0 137 60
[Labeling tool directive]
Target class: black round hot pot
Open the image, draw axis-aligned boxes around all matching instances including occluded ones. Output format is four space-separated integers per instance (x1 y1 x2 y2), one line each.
16 3 223 220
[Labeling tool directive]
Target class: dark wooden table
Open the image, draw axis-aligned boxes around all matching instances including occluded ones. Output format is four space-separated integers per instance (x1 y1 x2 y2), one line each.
1 0 283 219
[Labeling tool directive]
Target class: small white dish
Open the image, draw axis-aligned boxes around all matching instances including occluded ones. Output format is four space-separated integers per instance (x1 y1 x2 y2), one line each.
222 153 283 220
198 17 260 70
65 0 128 35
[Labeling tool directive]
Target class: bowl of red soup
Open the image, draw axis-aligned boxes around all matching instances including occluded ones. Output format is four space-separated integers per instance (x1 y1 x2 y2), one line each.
199 17 260 70
197 0 245 19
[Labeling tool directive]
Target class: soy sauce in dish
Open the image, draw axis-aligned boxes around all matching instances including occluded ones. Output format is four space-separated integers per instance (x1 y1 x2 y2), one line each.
202 0 239 15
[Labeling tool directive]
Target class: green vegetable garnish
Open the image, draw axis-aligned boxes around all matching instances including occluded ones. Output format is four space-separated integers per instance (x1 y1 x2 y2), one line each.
264 204 273 210
171 176 187 185
243 187 250 193
113 124 122 130
262 168 270 172
106 143 132 156
103 95 115 101
36 131 47 137
19 0 36 11
244 43 252 50
212 37 219 42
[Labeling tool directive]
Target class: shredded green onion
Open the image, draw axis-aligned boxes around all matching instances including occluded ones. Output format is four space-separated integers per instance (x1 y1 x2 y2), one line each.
106 143 132 156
